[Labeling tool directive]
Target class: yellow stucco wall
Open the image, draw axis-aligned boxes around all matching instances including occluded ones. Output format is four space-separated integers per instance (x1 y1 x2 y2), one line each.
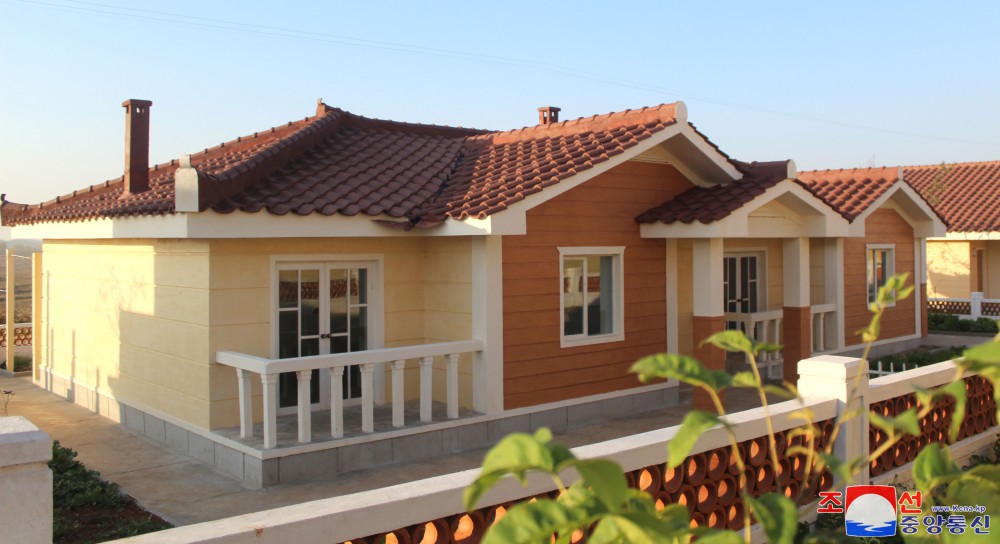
41 237 474 431
927 240 972 298
41 240 213 428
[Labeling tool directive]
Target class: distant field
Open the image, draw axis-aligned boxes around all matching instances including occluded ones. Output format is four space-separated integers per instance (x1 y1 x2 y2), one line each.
0 241 39 323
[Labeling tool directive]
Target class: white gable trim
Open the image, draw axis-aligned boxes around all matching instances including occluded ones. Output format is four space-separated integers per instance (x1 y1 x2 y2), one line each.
847 182 946 238
639 179 852 239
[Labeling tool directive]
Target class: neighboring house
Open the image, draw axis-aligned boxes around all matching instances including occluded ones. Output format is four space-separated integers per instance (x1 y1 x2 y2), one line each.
0 99 945 486
905 161 1000 300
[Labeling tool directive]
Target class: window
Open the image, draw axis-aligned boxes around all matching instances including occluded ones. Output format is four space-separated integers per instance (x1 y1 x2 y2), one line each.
867 245 894 304
272 256 382 411
559 247 624 347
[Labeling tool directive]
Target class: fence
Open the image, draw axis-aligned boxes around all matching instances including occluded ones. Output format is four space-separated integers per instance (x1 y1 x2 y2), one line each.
929 292 1000 320
113 354 998 544
0 323 32 348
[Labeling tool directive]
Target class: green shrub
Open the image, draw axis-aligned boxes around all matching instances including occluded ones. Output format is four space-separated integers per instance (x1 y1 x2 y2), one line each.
50 441 127 511
12 354 31 372
928 312 999 333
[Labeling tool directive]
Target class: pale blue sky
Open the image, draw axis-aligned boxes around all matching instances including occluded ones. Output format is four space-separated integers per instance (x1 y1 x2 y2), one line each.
2 0 999 207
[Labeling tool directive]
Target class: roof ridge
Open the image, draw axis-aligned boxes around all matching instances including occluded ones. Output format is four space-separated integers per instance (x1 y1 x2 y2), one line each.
902 159 1000 170
478 103 680 144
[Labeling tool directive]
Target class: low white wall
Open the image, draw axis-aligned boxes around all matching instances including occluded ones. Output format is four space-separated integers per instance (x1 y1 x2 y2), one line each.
0 416 52 544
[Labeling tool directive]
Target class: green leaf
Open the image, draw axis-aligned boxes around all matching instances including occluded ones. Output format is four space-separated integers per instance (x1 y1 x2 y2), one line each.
590 513 690 544
481 499 585 544
691 530 744 544
817 452 857 487
667 411 722 469
912 443 961 492
731 371 759 388
746 492 798 544
945 464 1000 514
762 384 797 400
657 503 692 533
464 429 558 510
940 379 968 442
630 353 731 392
700 330 754 355
869 407 921 437
572 459 629 512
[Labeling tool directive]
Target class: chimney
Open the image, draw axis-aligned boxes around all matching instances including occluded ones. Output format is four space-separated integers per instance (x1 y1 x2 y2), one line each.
537 106 560 125
121 99 153 196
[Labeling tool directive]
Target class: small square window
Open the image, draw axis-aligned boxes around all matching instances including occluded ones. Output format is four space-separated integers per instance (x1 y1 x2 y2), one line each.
559 247 624 347
867 246 895 305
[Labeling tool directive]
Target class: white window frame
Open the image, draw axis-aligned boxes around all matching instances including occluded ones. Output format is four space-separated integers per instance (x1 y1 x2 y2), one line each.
866 244 895 306
558 246 625 348
268 254 386 411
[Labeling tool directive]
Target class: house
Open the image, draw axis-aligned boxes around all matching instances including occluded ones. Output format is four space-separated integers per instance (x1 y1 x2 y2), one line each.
905 161 1000 300
0 99 945 486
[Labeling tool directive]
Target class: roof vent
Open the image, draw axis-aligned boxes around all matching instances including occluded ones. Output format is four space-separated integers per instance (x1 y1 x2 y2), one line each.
121 99 153 197
537 106 561 125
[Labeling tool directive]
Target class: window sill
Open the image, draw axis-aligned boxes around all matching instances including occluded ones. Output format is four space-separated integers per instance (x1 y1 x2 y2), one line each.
560 333 625 349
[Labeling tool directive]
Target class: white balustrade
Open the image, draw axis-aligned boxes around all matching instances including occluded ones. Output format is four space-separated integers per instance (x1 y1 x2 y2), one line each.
810 303 837 353
217 339 483 449
724 308 783 379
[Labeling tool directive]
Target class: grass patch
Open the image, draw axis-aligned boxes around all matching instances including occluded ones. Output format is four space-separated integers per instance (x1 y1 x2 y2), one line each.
928 313 999 334
868 345 965 374
51 441 172 543
12 354 31 372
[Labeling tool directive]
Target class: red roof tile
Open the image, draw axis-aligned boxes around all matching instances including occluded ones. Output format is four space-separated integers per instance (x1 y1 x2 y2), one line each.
1 102 684 227
635 161 790 224
796 167 901 221
904 161 1000 232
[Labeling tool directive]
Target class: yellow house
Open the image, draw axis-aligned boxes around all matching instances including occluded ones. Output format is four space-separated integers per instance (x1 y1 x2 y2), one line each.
906 161 1000 302
1 99 944 486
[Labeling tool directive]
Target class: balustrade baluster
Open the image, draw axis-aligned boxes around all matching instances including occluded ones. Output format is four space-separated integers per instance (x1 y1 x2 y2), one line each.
236 368 253 439
261 373 278 449
392 360 406 428
420 356 434 423
361 363 375 433
296 370 313 443
447 354 459 419
330 367 344 438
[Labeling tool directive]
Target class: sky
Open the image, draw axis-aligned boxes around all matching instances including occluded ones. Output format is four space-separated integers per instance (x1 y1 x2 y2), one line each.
1 0 999 213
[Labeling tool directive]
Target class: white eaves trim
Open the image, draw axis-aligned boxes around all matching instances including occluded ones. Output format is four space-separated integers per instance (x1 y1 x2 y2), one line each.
847 181 947 238
639 179 852 239
937 231 1000 241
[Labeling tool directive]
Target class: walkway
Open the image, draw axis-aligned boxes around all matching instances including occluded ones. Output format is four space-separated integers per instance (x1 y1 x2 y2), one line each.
0 375 777 526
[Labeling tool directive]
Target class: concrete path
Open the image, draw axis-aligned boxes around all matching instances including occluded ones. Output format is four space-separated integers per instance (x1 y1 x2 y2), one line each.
1 375 770 526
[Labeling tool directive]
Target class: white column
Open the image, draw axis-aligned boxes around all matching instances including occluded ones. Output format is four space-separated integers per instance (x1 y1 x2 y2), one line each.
330 367 344 439
472 236 504 414
5 249 14 372
360 363 375 433
391 360 405 428
236 368 254 439
797 355 869 484
665 239 679 351
971 291 984 319
783 237 810 308
420 356 434 423
825 238 845 349
295 370 312 443
916 238 928 333
692 238 724 317
32 252 42 383
261 373 278 449
447 353 459 419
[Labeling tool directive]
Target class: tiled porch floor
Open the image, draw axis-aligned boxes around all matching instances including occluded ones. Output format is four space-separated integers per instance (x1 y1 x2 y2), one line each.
214 399 478 449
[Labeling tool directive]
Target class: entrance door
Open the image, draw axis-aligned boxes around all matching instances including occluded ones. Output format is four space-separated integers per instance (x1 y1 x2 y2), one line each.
276 262 374 410
723 253 762 331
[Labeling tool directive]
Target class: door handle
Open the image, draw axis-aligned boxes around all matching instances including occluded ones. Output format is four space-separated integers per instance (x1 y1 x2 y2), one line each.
320 333 333 339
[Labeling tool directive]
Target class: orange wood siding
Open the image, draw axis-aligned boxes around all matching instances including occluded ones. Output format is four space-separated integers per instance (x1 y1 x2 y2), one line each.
502 161 693 409
844 208 916 344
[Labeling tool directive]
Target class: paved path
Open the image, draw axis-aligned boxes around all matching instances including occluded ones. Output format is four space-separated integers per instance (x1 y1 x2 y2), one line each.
1 375 770 526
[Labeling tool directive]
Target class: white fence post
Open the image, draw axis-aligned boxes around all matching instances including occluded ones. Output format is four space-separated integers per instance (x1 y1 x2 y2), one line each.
5 249 14 372
797 355 870 485
0 417 52 544
971 292 984 319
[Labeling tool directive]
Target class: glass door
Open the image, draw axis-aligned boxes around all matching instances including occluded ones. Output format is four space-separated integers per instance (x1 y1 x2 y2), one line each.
276 262 374 410
723 253 762 332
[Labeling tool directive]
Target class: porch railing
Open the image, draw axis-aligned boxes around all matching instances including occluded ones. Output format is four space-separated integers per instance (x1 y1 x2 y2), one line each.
216 339 483 449
929 292 1000 319
810 303 837 353
724 308 783 378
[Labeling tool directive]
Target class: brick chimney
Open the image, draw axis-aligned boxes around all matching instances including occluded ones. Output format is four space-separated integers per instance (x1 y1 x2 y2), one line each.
538 106 560 125
121 99 153 196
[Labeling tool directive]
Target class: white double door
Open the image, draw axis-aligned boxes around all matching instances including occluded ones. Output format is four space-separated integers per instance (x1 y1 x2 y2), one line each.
276 261 377 411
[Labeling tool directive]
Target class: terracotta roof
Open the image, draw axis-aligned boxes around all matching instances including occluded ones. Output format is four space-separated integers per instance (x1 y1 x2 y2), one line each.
796 167 901 221
904 161 1000 232
635 161 790 224
1 102 684 227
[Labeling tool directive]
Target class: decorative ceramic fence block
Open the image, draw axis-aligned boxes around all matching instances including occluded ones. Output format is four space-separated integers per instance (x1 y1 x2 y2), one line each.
0 324 32 348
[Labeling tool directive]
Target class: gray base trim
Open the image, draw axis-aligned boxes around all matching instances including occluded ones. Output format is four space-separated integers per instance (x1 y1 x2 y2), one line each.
35 367 681 488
